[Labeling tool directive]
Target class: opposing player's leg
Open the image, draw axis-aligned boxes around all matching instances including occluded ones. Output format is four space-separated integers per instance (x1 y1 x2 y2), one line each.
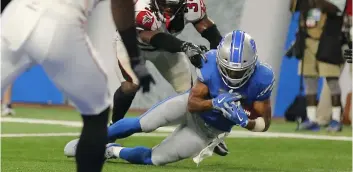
108 92 190 141
111 39 140 123
112 81 138 123
2 84 16 116
1 39 34 96
152 52 193 93
106 113 221 165
25 12 111 172
1 0 42 93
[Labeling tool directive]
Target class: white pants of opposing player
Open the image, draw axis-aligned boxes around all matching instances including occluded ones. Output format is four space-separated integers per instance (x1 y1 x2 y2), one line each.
114 38 192 93
1 0 111 114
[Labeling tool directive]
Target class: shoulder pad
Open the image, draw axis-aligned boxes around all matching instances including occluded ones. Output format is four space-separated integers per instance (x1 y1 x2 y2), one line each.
197 50 217 83
185 0 207 23
255 63 275 101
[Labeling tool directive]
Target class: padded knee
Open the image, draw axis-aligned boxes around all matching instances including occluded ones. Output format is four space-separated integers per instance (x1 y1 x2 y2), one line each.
326 77 341 95
304 77 319 95
120 81 139 94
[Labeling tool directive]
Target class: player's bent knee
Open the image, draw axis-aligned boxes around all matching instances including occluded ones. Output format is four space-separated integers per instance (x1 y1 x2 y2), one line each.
120 81 139 94
140 124 156 133
139 117 162 133
174 83 192 93
150 153 170 166
170 74 192 93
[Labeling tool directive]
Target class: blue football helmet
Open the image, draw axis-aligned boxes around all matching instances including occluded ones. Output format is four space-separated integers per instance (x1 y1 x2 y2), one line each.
216 30 258 89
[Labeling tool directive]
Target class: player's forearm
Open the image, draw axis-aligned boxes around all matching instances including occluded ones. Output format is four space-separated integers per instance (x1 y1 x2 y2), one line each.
143 32 185 53
187 97 213 113
201 25 222 49
111 0 135 31
195 17 222 49
111 0 140 65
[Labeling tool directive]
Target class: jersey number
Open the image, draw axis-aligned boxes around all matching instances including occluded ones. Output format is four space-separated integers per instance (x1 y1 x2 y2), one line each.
187 0 206 13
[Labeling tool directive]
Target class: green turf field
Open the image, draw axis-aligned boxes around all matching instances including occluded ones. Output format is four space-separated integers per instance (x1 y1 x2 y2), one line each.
1 106 352 172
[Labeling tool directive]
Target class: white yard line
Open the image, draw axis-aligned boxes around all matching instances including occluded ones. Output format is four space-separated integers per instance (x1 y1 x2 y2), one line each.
1 117 82 127
1 117 352 141
0 132 169 138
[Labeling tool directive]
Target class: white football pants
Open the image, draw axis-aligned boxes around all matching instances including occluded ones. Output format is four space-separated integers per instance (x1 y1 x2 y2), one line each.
1 0 111 114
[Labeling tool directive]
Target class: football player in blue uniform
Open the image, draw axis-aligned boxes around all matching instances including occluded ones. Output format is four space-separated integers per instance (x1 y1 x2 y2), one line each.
64 30 275 166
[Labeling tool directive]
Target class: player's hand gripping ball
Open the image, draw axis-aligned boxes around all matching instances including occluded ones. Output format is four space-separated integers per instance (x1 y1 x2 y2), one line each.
239 101 261 120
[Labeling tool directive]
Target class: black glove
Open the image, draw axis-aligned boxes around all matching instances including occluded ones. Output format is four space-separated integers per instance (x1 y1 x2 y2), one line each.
181 42 207 68
344 49 352 63
132 61 155 93
199 45 209 53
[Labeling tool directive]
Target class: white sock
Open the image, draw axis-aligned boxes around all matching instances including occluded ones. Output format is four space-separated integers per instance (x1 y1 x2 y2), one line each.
112 146 124 158
331 107 341 122
307 106 317 122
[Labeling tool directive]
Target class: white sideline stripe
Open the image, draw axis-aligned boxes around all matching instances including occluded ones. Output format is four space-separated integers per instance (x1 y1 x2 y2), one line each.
0 117 176 131
1 117 83 127
1 132 352 141
1 117 352 141
0 133 169 138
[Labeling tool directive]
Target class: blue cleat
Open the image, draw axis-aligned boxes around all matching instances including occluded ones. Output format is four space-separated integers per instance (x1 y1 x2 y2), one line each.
297 120 320 131
326 120 342 132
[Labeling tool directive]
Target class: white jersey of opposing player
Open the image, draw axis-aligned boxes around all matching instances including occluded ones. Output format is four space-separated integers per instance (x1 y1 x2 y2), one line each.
16 0 101 17
1 0 111 114
2 0 101 51
134 0 207 51
58 0 101 17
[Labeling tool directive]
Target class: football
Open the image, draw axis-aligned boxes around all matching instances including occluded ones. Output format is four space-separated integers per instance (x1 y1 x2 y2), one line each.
240 101 261 120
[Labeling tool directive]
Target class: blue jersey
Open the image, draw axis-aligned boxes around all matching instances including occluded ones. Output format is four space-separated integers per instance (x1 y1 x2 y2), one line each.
196 50 275 132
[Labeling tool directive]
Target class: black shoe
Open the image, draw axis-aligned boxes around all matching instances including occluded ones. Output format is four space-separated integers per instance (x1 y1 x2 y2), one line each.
213 141 228 156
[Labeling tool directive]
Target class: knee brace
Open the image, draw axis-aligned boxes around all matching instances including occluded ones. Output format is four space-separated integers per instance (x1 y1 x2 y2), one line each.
304 77 319 95
326 77 341 96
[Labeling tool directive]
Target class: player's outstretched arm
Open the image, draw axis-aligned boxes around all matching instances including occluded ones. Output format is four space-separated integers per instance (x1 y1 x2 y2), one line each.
111 0 155 93
187 80 213 112
245 99 272 132
193 16 222 49
111 0 140 61
139 30 206 68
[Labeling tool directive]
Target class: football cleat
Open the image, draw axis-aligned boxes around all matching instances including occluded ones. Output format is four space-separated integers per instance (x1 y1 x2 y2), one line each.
296 120 320 131
213 141 229 156
64 138 79 157
327 120 342 132
1 104 15 116
105 143 121 159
